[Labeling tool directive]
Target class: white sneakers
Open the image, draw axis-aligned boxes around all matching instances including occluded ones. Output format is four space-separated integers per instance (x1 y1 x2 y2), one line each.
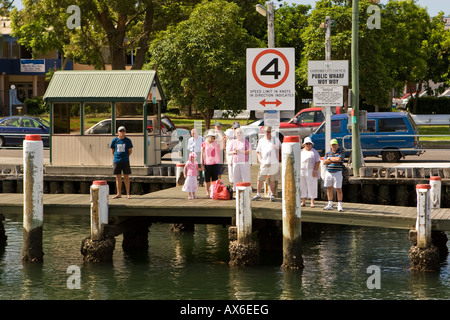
323 202 343 212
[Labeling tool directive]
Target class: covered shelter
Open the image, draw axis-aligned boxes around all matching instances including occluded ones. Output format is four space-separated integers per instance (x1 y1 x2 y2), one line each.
43 70 166 171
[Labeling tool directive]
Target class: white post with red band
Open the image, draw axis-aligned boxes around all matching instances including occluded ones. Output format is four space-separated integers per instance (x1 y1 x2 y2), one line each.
429 176 441 209
236 182 252 244
22 134 44 262
281 136 303 269
90 180 109 240
416 184 431 249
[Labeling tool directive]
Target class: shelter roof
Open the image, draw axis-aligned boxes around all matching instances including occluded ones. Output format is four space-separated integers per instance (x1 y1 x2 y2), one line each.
43 70 165 103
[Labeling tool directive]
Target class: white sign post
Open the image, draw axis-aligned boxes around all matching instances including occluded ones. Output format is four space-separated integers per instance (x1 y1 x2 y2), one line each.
247 48 295 111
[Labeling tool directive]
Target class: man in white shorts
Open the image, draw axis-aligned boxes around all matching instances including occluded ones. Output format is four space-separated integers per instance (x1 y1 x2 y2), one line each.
252 126 281 202
323 139 345 212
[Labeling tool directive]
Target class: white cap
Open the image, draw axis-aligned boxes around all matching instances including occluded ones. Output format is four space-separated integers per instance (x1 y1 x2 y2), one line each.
118 126 126 132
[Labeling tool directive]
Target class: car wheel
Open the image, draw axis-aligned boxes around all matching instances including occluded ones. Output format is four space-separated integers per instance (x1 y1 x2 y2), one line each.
249 135 258 150
382 150 401 163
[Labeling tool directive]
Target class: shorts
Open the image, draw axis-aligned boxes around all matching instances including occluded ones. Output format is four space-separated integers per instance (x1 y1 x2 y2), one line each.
113 162 131 175
323 171 343 189
257 163 280 182
204 164 219 182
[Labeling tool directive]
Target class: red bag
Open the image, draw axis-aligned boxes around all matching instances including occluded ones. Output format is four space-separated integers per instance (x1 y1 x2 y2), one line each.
210 180 230 200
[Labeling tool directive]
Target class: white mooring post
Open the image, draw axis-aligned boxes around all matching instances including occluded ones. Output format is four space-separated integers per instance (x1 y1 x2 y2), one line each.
429 176 441 209
416 184 431 248
90 180 109 240
22 134 44 262
236 182 252 244
281 136 303 269
176 163 185 186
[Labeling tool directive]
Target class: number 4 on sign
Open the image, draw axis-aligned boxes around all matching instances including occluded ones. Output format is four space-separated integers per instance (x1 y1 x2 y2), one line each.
261 58 281 79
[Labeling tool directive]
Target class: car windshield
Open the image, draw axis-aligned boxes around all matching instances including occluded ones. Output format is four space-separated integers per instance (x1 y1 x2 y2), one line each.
245 119 263 126
38 118 50 127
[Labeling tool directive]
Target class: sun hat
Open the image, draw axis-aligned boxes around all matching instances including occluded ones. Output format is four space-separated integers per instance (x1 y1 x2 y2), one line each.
189 152 197 159
303 136 314 145
205 130 216 138
330 138 338 145
264 126 272 132
215 121 223 127
225 128 234 138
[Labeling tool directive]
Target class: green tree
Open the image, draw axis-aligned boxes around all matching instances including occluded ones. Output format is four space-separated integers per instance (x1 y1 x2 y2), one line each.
299 0 393 110
383 0 431 113
11 0 202 70
149 0 262 129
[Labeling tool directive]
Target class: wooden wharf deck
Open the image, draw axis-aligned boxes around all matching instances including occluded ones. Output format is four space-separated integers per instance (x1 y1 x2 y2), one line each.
2 185 450 232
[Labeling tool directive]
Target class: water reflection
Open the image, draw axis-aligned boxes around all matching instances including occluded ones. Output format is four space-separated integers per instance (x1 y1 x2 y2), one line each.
0 213 449 299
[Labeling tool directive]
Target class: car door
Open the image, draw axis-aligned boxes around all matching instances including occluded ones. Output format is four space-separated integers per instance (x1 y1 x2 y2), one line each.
0 117 23 146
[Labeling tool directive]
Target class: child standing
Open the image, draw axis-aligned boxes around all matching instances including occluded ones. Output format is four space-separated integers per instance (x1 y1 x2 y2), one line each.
182 152 199 199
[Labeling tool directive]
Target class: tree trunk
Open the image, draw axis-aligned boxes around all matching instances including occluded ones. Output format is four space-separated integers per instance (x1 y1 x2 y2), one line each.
131 2 154 70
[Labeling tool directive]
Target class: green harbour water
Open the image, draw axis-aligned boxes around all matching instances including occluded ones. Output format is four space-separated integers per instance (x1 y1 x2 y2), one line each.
1 212 450 301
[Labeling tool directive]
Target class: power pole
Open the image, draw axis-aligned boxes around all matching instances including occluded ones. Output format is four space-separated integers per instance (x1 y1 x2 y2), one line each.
351 0 361 176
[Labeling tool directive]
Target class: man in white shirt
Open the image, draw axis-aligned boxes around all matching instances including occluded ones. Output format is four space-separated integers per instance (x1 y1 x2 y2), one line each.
253 126 281 202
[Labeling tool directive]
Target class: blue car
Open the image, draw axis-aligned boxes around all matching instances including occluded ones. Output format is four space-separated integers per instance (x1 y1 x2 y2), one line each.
0 116 50 147
309 112 423 162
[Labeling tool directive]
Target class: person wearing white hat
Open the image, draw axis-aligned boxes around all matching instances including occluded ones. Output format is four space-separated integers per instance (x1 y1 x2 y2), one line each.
201 129 220 198
182 152 199 199
300 136 321 207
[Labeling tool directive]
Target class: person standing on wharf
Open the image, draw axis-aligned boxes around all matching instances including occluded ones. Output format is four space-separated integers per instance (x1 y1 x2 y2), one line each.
111 126 133 199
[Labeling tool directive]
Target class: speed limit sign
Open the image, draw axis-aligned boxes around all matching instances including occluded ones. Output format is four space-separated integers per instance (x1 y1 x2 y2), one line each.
246 48 295 111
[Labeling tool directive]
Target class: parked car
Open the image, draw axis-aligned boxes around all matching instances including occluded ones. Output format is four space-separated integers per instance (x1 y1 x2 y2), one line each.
309 112 423 162
260 107 343 143
85 115 178 155
241 118 290 149
0 116 50 147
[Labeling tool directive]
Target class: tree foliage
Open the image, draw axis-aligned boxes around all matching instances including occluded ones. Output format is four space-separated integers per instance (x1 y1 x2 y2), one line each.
148 0 262 128
10 0 202 70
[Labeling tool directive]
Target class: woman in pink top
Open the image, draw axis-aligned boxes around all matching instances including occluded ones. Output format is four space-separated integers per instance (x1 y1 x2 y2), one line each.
182 152 199 199
228 128 251 191
200 130 220 198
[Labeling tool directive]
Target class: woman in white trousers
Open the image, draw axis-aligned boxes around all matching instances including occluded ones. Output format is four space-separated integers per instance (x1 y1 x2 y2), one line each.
300 136 321 207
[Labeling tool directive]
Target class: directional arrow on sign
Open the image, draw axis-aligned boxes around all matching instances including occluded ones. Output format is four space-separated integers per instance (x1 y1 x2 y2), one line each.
259 99 282 107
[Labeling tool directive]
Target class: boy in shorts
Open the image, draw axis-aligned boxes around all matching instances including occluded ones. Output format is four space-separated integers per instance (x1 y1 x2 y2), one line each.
111 126 133 199
323 139 345 211
252 126 281 202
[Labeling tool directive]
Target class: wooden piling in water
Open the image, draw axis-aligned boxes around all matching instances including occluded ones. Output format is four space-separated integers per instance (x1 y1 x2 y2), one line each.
0 214 6 247
281 136 303 270
409 184 440 272
22 135 44 263
229 182 258 266
81 180 115 262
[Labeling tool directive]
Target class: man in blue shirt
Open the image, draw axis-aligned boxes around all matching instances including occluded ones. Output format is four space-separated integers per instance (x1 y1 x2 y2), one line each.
111 126 133 199
323 139 345 212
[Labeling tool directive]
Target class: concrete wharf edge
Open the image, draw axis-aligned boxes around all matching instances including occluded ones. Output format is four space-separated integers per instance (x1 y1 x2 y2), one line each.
2 186 450 232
